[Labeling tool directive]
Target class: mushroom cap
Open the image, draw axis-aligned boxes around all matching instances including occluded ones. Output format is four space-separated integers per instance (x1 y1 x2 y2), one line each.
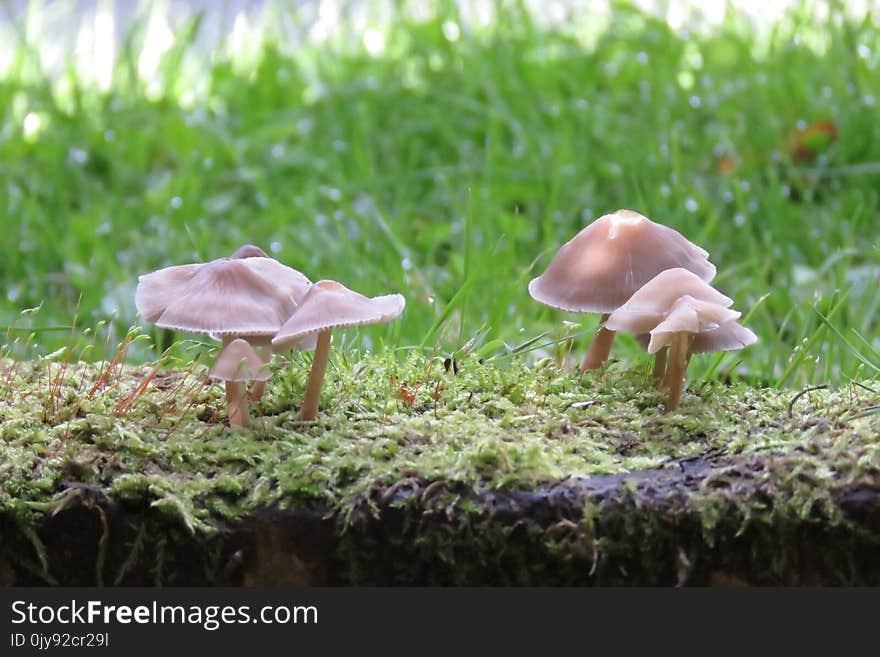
645 320 758 354
688 321 757 354
205 259 313 343
208 338 272 382
645 296 743 353
636 325 759 354
639 296 757 355
221 334 274 351
605 268 734 334
135 256 312 337
135 263 202 323
528 209 716 313
231 244 269 259
272 280 405 353
233 256 312 305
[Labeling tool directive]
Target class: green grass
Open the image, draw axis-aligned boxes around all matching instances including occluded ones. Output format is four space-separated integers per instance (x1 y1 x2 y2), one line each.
1 0 878 388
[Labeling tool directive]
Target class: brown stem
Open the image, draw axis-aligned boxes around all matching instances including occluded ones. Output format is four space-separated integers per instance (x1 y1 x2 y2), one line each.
580 314 615 374
663 333 690 413
225 380 250 427
652 347 668 384
660 344 677 390
297 330 332 421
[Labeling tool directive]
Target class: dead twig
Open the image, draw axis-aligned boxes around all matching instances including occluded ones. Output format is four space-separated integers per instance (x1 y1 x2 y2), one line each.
787 384 829 418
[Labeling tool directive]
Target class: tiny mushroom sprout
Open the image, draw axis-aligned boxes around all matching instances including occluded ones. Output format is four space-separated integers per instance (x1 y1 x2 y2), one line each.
208 338 272 427
135 245 312 425
528 209 716 373
271 280 406 421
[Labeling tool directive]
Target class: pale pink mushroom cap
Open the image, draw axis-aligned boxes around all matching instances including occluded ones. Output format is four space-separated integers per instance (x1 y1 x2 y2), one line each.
605 268 733 334
208 258 314 345
201 257 313 343
272 280 405 353
135 249 312 338
528 209 716 313
135 263 202 324
645 296 747 353
208 338 272 382
648 295 742 354
688 322 757 354
232 257 312 306
636 322 758 354
231 244 268 259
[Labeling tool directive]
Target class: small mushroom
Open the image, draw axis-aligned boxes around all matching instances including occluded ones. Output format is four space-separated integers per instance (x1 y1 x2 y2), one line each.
624 295 758 411
208 338 272 427
605 267 733 383
604 268 733 334
222 335 274 403
528 209 716 373
272 280 405 421
646 296 756 411
135 246 312 424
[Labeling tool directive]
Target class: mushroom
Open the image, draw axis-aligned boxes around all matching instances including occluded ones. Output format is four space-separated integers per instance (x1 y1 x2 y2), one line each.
604 267 733 383
208 338 272 427
271 280 405 421
645 296 757 411
135 246 312 424
528 209 716 373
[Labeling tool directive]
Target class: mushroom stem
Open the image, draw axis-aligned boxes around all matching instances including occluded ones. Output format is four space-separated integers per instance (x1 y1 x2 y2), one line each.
298 330 332 421
225 381 250 428
580 313 615 374
652 347 668 384
249 344 273 403
663 333 691 412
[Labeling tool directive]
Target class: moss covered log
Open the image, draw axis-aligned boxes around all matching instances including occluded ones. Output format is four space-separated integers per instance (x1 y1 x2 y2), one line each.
1 354 878 585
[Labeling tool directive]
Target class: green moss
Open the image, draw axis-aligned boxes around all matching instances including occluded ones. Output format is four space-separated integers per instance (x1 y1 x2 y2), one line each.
0 353 878 584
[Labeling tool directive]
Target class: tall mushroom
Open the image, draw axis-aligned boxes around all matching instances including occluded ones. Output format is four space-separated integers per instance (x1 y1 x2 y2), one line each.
528 209 716 373
272 280 405 421
208 338 272 427
135 246 312 425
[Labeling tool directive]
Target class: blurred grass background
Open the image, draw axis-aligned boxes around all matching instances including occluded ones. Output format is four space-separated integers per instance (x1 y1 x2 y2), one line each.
0 0 878 387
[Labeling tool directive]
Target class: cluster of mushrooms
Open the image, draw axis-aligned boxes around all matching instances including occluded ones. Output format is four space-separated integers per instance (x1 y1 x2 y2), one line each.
135 245 405 427
529 209 756 411
135 209 754 426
